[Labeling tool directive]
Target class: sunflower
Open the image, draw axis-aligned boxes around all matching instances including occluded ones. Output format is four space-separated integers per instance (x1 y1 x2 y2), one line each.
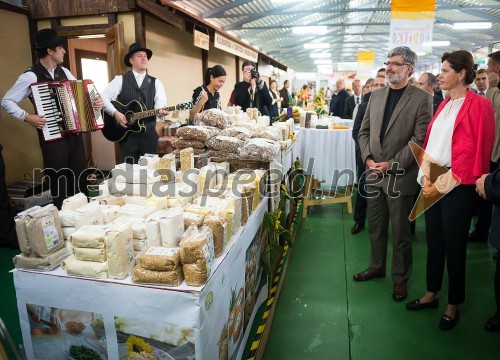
126 335 152 354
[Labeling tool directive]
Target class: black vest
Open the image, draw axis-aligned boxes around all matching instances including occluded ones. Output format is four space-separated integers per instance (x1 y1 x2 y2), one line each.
117 71 157 125
26 63 69 111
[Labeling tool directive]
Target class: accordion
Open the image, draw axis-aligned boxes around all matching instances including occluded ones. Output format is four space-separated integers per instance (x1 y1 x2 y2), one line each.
30 80 104 142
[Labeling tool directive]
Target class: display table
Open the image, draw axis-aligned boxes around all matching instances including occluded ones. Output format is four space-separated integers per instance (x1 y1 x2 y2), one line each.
14 202 268 360
296 127 356 218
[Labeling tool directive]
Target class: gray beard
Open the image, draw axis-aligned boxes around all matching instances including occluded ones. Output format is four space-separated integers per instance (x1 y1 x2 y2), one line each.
387 72 405 84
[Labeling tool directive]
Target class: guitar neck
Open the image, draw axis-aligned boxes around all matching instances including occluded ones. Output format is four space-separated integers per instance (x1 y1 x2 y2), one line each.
132 105 177 121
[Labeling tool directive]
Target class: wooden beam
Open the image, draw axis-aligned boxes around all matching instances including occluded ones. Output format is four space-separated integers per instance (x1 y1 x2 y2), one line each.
134 11 146 45
201 49 208 80
27 0 132 19
235 56 240 82
55 24 110 38
108 13 118 26
0 1 28 15
29 19 38 65
136 0 185 31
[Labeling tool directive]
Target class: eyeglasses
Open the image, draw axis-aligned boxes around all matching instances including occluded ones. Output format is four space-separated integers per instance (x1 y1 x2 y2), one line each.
383 61 410 67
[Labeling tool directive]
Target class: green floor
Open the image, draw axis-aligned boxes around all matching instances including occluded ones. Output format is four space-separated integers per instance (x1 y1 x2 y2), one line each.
264 202 500 360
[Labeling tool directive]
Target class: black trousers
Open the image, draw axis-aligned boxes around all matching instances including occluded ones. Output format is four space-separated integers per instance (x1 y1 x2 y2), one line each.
473 161 499 237
353 149 367 225
0 145 16 246
38 132 87 209
495 256 500 317
119 124 159 164
425 185 477 305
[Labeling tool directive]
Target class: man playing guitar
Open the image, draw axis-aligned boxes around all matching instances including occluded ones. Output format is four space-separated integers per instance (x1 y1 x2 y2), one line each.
102 43 169 163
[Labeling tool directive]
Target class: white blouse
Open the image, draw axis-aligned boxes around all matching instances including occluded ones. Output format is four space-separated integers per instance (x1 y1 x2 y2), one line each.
417 97 465 193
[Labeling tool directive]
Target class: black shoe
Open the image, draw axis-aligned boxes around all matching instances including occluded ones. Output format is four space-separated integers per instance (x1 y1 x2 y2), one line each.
392 283 408 302
468 230 488 243
406 298 439 310
439 310 460 331
351 223 365 234
484 316 500 332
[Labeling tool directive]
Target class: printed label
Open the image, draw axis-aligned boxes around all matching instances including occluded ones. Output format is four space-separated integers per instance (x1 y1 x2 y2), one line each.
41 216 60 250
126 239 135 264
145 247 179 256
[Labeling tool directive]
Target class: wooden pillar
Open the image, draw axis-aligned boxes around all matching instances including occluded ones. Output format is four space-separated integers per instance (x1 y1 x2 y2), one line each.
134 11 146 45
202 48 208 79
235 55 240 81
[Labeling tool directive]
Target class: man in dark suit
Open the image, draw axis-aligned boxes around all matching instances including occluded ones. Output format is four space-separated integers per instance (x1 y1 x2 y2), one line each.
417 73 443 115
279 80 291 110
354 46 433 302
329 79 350 117
344 79 362 119
476 51 500 331
351 77 387 235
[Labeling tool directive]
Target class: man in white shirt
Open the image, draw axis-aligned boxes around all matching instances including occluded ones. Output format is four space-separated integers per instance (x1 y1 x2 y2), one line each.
1 28 103 209
101 43 168 163
344 79 362 119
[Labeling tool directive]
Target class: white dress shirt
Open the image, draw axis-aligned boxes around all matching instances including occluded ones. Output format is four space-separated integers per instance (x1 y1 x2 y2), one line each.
101 70 167 117
1 67 75 121
417 97 465 192
352 95 361 120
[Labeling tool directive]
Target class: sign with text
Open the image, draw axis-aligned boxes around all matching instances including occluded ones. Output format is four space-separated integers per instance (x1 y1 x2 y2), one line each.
390 0 436 54
214 32 258 62
194 30 210 50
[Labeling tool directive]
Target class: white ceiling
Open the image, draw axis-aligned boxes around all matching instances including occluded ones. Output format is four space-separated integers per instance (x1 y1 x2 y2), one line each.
169 0 500 71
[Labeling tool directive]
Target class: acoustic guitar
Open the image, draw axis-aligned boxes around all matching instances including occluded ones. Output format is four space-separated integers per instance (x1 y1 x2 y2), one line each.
102 100 193 142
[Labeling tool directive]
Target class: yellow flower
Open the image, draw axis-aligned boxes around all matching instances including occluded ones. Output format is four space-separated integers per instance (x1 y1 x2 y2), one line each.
126 335 152 354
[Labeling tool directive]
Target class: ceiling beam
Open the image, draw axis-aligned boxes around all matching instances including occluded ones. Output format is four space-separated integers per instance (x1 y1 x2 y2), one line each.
210 4 500 18
200 0 254 19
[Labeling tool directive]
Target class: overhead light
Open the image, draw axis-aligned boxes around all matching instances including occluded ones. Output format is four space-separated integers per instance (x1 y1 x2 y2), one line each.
292 26 328 35
422 41 450 47
304 43 330 49
77 34 105 39
452 22 492 30
314 59 332 64
310 53 331 58
416 51 428 56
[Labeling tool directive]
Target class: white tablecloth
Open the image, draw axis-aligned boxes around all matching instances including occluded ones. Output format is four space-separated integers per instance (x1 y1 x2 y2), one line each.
297 128 356 185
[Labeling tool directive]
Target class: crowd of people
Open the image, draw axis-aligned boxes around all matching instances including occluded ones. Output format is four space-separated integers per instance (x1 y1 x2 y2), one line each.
0 28 499 334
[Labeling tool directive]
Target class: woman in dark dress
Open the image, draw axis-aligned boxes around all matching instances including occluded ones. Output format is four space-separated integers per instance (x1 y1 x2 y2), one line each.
189 65 226 123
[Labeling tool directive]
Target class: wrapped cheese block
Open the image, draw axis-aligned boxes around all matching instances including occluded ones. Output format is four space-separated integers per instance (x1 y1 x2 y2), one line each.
180 148 194 173
98 179 110 197
138 154 160 170
112 163 161 184
17 205 65 257
137 246 180 271
73 247 106 262
116 204 156 219
62 227 76 240
132 265 183 286
90 195 125 206
145 211 168 247
13 247 70 271
61 193 87 210
59 210 78 227
100 205 121 224
159 182 195 207
110 181 153 197
179 226 214 286
62 256 108 278
104 222 135 279
133 238 148 251
124 195 168 210
130 217 147 239
159 207 184 247
158 153 176 182
199 164 219 195
74 202 104 229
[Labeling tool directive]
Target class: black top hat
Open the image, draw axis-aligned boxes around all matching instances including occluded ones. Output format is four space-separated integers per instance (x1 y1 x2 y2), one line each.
34 28 67 50
124 43 153 67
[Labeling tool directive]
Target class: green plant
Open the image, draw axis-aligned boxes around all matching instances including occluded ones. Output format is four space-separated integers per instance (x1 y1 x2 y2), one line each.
260 186 292 281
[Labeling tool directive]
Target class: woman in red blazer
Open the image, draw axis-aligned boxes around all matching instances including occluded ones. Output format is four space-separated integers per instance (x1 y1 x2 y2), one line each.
406 50 495 330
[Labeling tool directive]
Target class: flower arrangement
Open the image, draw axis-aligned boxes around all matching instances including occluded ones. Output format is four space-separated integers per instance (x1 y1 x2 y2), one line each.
313 92 328 118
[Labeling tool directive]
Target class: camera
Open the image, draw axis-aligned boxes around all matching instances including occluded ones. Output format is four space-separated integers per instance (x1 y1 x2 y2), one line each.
250 68 260 80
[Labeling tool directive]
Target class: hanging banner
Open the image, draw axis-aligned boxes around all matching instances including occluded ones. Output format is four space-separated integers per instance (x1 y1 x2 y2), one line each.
357 51 375 77
214 32 258 62
193 30 210 50
389 0 436 54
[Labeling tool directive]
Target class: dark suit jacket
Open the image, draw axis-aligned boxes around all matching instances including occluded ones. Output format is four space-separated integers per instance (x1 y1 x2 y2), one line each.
485 167 500 251
352 93 372 144
432 94 443 115
279 88 290 109
233 81 273 116
358 84 433 195
344 94 362 119
329 89 350 117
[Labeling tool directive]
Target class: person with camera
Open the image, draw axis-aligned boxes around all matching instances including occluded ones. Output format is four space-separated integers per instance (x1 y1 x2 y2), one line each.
233 60 273 116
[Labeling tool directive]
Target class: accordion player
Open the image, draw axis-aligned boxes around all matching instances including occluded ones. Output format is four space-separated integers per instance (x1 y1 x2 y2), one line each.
30 79 104 142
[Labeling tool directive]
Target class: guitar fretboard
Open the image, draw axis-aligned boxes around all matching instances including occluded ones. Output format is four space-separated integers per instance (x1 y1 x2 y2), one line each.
132 104 183 121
